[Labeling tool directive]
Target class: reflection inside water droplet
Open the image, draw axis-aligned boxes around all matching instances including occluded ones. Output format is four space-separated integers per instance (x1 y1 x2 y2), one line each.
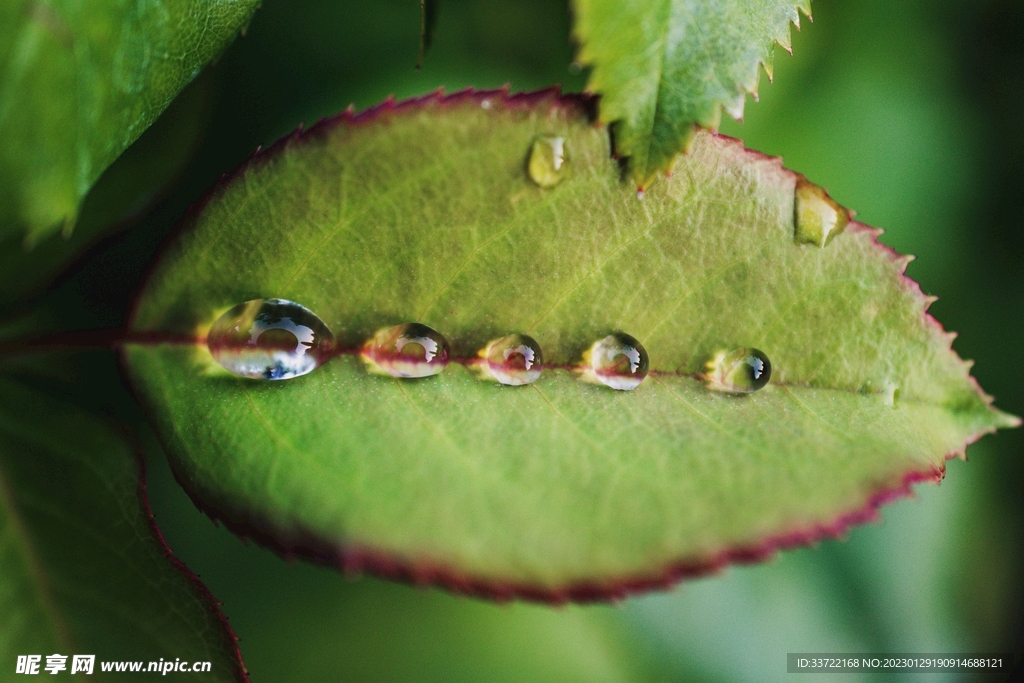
207 299 334 380
705 348 772 394
527 135 570 188
480 334 544 386
580 332 649 391
363 323 450 378
794 180 850 247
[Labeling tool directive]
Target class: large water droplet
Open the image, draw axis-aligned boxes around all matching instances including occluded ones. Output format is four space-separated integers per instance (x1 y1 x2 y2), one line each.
527 135 570 188
795 180 850 247
705 348 771 393
581 332 650 391
481 334 544 386
363 323 450 378
207 299 334 380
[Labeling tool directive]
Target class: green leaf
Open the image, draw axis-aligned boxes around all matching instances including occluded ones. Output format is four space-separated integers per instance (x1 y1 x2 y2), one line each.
123 91 1017 600
0 375 245 678
0 71 210 301
572 0 811 187
0 0 259 243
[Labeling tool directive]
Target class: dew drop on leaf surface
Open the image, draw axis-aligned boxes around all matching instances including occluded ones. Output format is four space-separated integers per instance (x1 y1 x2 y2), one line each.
882 380 900 408
527 135 570 188
580 332 650 391
706 347 772 394
482 334 544 386
362 323 451 378
207 299 335 380
794 179 851 248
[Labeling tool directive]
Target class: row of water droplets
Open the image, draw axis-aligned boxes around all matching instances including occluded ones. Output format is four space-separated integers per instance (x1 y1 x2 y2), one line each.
206 299 771 394
203 134 853 392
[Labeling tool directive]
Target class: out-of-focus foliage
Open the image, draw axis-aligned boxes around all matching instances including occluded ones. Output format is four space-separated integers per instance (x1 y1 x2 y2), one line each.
0 72 210 301
0 372 245 679
0 0 258 243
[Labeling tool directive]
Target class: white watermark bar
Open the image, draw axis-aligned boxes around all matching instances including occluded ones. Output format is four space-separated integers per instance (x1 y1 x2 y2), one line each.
787 653 1015 673
15 655 212 675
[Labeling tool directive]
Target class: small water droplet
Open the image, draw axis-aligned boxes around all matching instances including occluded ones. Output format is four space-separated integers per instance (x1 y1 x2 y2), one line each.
581 332 650 391
528 135 570 188
795 179 850 247
480 334 544 386
363 323 450 378
705 348 772 393
207 299 334 380
882 380 900 407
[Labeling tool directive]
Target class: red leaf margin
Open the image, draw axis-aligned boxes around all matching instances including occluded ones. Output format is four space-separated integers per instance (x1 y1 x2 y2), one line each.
124 87 1019 605
167 453 952 605
131 436 250 682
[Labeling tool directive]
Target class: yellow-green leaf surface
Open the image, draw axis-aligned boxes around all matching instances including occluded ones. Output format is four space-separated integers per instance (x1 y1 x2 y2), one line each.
573 0 811 187
0 0 259 243
0 375 245 679
124 91 1017 601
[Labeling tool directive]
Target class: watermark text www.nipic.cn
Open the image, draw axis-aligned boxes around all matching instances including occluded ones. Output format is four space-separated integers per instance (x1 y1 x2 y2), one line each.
15 655 213 675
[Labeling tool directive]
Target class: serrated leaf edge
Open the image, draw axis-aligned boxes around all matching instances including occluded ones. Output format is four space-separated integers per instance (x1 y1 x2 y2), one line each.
571 0 813 189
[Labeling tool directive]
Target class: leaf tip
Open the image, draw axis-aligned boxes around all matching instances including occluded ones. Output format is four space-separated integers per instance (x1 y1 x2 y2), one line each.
60 214 77 239
18 208 78 249
724 93 746 121
995 410 1023 429
796 0 813 25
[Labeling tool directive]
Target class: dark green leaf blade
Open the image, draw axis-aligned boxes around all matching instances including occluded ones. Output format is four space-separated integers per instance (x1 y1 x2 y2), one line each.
0 376 246 679
572 0 811 187
0 72 210 300
124 91 1017 600
0 0 259 243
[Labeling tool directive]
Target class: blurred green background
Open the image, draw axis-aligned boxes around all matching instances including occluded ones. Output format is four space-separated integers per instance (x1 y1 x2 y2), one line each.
14 0 1023 680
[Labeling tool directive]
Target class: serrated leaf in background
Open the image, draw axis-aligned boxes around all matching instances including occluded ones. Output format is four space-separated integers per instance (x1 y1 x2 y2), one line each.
572 0 811 188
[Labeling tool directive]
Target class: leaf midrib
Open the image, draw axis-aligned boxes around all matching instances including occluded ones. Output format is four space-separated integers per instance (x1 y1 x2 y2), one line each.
137 341 990 419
